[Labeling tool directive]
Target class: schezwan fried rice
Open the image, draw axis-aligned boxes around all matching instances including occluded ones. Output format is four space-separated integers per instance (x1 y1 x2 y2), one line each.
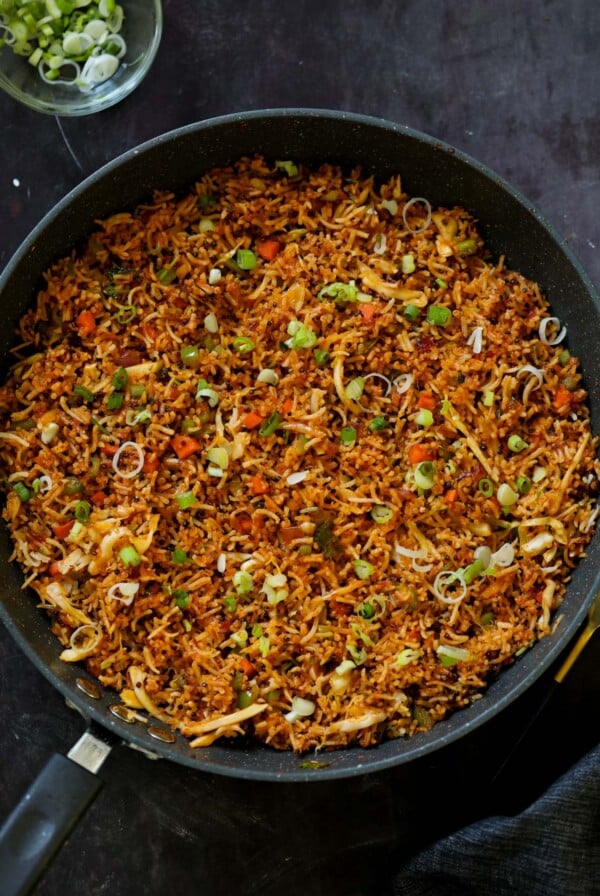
0 156 598 752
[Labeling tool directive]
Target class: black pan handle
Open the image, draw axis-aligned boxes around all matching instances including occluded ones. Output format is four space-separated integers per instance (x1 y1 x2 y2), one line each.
0 728 112 896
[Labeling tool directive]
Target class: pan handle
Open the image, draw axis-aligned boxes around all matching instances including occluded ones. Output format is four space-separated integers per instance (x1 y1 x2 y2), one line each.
0 729 112 896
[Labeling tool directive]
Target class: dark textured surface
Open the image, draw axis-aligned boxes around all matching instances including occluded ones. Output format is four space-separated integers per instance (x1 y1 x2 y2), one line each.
0 2 599 894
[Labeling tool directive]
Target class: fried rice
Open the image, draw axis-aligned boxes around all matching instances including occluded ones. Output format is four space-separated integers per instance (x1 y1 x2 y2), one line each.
0 155 598 752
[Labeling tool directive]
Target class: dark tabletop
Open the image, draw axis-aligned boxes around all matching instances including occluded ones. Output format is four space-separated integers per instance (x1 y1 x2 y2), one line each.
1 2 599 895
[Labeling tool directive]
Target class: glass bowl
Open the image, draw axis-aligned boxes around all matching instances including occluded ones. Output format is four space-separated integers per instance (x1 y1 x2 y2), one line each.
0 0 162 116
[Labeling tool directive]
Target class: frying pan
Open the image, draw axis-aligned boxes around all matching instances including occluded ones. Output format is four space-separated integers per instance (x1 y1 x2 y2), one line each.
1 109 599 893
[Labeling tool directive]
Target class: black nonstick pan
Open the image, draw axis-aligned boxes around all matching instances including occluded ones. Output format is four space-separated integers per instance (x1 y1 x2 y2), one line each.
1 109 599 894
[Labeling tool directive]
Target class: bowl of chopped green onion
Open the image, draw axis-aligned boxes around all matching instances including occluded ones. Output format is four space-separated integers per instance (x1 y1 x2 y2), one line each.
0 0 162 116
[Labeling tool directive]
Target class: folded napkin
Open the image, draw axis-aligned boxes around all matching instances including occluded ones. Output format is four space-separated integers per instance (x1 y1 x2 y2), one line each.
393 743 600 896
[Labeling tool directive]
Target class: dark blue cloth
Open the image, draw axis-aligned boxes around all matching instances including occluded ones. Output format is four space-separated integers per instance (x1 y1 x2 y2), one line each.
394 743 600 896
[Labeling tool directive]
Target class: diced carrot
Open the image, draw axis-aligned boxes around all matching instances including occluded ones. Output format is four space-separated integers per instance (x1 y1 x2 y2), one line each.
241 411 265 430
141 322 159 342
90 490 107 506
231 513 253 534
142 456 160 474
53 520 75 539
239 657 256 677
281 398 293 416
257 239 282 261
49 560 62 577
407 444 436 465
359 303 377 325
444 489 459 505
249 475 270 496
173 295 187 309
101 443 118 457
280 525 305 544
553 384 573 411
76 310 96 336
417 393 437 411
171 434 201 459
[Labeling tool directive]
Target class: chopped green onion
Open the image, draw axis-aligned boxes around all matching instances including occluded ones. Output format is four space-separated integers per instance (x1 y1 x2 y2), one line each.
74 500 91 522
236 249 258 271
233 570 254 595
347 644 368 665
371 504 393 524
174 589 191 609
436 278 448 289
317 280 359 304
198 218 216 233
415 409 433 428
507 434 528 453
73 384 94 403
259 411 281 437
480 612 495 626
462 558 484 585
172 548 189 564
224 595 237 613
414 462 435 490
258 635 270 657
559 349 571 365
340 426 357 445
119 545 141 567
12 481 31 502
180 345 200 368
107 391 124 410
237 689 256 708
357 601 375 619
286 320 317 350
346 376 365 402
157 267 177 285
368 416 387 432
112 367 128 390
403 303 420 321
125 408 151 426
115 305 137 323
130 383 145 399
353 558 374 580
426 305 452 327
262 572 288 605
516 475 532 495
436 644 471 666
478 478 494 497
482 390 495 407
257 368 279 385
231 628 248 647
455 238 476 255
413 705 432 728
314 348 330 366
232 335 256 353
275 160 299 177
401 254 415 274
176 491 196 510
195 378 219 407
66 520 85 543
206 446 229 470
181 417 202 436
251 623 263 638
62 477 83 496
